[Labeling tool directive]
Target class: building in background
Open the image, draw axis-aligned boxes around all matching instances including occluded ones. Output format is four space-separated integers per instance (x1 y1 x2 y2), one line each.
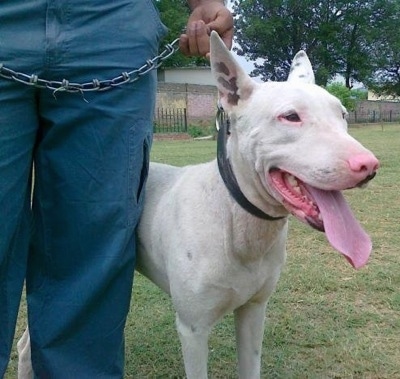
157 67 218 126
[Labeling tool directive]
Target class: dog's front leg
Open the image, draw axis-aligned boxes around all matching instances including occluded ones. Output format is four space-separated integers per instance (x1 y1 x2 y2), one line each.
17 327 34 379
176 313 210 379
234 301 268 379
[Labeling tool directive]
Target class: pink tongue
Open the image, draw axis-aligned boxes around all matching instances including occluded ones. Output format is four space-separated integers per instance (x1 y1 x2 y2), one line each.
306 186 371 269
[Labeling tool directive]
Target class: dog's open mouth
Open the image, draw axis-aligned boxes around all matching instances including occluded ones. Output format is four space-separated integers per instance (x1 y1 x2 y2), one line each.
269 169 372 269
269 170 324 231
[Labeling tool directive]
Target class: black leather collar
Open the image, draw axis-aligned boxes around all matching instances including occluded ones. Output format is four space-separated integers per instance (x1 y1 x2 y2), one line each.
216 106 285 221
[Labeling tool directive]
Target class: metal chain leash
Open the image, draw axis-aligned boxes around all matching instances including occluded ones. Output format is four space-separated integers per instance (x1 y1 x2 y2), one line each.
0 38 180 94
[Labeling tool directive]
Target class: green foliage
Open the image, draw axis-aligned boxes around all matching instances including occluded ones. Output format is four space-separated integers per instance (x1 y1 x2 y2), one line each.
364 1 400 97
187 125 209 138
233 0 400 88
155 0 209 67
325 83 367 111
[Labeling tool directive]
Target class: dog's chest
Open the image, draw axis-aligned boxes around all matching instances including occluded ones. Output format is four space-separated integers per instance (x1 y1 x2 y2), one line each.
212 215 288 303
228 211 288 264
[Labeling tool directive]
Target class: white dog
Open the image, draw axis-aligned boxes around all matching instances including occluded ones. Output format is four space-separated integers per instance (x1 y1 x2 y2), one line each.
18 32 379 378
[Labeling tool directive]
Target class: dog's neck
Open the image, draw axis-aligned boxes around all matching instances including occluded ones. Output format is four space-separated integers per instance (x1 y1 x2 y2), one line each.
216 107 287 221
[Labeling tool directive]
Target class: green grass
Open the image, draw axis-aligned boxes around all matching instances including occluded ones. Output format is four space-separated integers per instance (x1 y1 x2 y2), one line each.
6 124 400 378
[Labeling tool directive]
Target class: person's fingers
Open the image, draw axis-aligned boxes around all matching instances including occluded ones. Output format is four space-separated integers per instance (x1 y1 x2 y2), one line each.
207 24 233 50
220 29 234 50
180 5 233 57
207 12 234 50
179 33 190 56
187 20 200 56
188 20 210 57
180 20 211 57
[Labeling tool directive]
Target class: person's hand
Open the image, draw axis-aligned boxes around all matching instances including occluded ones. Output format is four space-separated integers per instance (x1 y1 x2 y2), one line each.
179 1 233 58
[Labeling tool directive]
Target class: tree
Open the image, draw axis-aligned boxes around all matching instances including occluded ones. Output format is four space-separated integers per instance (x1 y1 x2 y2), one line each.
233 0 399 87
336 0 399 89
156 0 208 67
364 1 400 97
367 55 400 98
325 83 366 111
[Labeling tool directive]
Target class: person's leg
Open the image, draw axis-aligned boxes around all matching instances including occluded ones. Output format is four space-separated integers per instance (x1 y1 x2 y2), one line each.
0 80 38 376
28 83 153 379
0 0 45 374
26 1 167 377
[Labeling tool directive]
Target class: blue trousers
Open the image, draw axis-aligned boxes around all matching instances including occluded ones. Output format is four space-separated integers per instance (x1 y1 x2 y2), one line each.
0 1 167 377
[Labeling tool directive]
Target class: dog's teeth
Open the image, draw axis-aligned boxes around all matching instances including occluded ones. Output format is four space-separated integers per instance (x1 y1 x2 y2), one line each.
286 174 302 195
287 175 298 187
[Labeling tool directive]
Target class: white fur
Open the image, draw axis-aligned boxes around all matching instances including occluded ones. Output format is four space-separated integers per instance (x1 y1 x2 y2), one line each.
17 32 378 378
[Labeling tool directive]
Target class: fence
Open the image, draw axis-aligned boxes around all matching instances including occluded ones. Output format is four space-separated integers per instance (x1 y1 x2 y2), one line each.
154 108 187 133
348 110 400 124
153 107 400 134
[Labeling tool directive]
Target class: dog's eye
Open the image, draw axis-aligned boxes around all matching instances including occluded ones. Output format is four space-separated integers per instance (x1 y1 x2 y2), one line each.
283 113 301 122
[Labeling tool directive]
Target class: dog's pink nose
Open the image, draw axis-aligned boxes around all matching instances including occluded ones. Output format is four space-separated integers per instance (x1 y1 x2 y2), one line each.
348 153 379 175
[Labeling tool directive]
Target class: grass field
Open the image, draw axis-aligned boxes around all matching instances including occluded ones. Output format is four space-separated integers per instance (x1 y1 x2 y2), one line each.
6 124 400 378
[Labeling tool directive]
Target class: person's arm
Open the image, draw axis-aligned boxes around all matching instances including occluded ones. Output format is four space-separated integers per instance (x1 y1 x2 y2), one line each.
179 0 233 57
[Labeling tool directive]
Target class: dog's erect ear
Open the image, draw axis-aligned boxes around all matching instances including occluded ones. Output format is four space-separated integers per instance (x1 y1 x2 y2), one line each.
287 50 315 84
210 31 254 110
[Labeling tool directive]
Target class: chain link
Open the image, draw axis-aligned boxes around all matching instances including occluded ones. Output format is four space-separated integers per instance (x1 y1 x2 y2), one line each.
0 38 180 94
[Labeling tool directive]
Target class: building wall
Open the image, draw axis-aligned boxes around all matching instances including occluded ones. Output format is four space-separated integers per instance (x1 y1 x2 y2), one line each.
159 67 216 86
355 100 400 113
348 100 400 123
156 83 218 125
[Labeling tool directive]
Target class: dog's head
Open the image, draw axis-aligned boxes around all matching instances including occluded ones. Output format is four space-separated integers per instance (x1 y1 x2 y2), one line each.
210 31 379 269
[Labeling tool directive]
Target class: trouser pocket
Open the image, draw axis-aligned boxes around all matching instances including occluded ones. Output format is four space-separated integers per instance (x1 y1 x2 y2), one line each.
128 121 152 227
